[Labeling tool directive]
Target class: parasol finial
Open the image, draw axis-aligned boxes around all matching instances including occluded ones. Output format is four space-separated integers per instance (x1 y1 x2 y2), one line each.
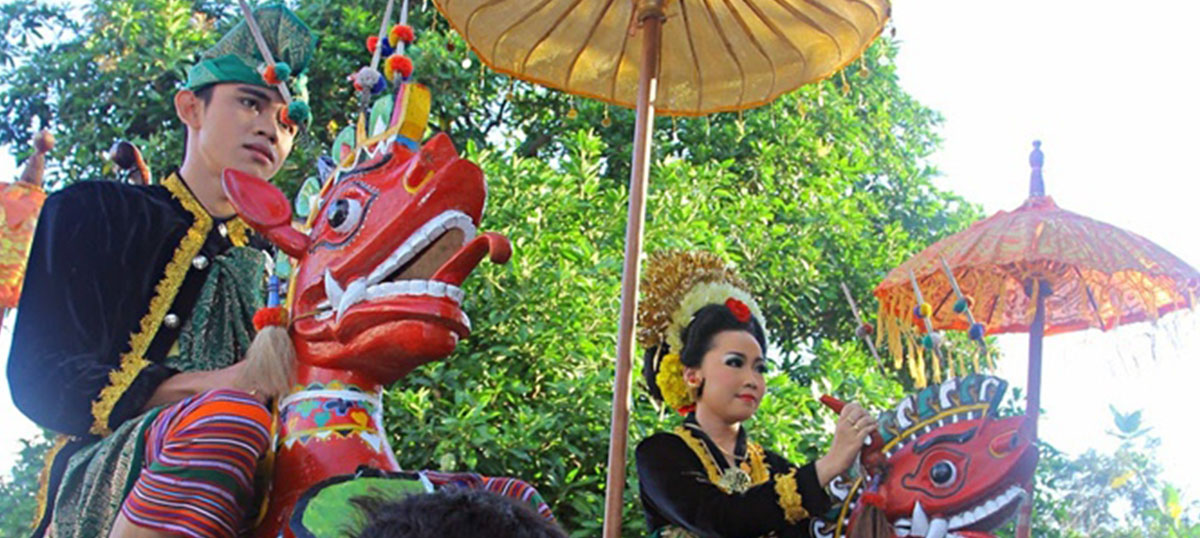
1029 140 1044 197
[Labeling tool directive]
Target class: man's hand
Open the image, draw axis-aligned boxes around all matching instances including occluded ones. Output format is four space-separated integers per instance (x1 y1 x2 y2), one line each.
142 361 266 411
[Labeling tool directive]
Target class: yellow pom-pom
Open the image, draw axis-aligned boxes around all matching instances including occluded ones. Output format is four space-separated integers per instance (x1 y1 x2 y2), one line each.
919 302 932 318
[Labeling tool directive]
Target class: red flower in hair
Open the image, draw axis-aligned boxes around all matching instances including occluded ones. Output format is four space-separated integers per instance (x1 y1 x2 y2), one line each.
725 298 751 323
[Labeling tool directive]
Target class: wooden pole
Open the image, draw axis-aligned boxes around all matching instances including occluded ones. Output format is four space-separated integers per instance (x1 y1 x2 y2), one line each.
938 256 988 356
908 269 946 367
1016 279 1047 538
839 283 884 371
601 4 663 536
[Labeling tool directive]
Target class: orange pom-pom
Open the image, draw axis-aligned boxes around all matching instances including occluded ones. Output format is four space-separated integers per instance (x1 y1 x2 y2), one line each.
262 64 280 85
390 24 415 45
386 55 414 80
253 306 289 331
366 35 380 54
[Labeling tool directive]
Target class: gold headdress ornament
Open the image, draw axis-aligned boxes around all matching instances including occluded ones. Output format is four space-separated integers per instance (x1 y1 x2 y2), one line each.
638 251 766 412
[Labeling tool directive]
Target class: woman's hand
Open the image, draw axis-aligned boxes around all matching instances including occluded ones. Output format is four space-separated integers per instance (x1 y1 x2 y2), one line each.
815 402 877 486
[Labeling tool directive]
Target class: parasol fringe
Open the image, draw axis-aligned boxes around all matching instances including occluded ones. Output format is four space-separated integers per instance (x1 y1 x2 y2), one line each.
931 347 942 384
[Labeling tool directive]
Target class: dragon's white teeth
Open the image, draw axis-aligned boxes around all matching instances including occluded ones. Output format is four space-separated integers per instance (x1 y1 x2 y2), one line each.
361 280 464 305
324 270 344 308
947 485 1027 531
337 279 367 321
366 211 478 285
911 501 930 536
928 518 948 538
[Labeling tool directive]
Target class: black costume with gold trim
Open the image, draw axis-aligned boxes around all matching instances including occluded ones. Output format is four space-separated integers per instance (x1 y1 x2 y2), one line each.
7 172 262 535
636 414 831 538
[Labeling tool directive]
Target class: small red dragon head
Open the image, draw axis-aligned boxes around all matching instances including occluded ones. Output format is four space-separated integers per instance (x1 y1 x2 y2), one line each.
223 131 510 385
816 375 1038 538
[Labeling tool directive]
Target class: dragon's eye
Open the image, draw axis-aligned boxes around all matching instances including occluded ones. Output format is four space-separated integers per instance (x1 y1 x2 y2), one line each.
327 198 363 234
930 460 957 487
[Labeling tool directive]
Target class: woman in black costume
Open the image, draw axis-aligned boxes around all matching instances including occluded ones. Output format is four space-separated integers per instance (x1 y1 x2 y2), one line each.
635 251 877 538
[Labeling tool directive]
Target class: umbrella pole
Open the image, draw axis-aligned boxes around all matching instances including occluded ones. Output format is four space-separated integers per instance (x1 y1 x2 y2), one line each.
602 5 663 537
1017 279 1047 538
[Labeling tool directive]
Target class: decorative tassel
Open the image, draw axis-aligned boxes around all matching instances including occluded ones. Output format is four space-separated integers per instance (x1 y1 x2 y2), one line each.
931 347 942 384
253 306 288 331
243 301 295 400
239 324 296 400
915 349 927 388
850 476 890 538
849 504 891 538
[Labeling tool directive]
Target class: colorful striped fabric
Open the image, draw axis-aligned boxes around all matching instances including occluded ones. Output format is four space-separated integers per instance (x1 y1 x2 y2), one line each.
121 389 270 538
422 470 556 523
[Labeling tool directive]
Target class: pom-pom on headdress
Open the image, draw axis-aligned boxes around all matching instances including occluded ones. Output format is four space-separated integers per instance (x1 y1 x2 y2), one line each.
638 251 766 412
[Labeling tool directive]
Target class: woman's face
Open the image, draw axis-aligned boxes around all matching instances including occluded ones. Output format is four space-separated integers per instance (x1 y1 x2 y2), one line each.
685 330 767 424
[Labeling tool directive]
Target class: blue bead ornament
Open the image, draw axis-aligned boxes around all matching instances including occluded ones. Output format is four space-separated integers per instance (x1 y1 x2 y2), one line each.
969 323 986 341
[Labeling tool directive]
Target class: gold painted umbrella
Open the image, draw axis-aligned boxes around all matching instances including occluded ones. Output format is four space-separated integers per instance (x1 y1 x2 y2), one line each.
873 142 1200 537
430 1 890 534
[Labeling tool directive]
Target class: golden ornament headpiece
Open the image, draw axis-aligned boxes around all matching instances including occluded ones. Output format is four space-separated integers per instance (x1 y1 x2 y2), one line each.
637 250 766 356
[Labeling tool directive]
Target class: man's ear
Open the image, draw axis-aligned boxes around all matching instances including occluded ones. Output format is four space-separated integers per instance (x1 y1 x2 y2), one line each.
174 90 204 131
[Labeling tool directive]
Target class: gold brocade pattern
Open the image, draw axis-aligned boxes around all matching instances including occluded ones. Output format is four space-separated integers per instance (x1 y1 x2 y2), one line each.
31 434 70 530
638 251 749 350
773 468 807 524
89 173 212 435
226 218 250 248
673 426 768 494
746 442 769 484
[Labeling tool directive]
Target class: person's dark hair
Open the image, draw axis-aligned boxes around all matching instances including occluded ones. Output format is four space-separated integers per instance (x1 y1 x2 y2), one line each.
642 303 767 403
349 488 566 538
180 84 218 164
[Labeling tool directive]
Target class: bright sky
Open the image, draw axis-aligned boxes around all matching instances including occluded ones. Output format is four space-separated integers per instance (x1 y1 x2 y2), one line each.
891 1 1200 497
1 0 1198 510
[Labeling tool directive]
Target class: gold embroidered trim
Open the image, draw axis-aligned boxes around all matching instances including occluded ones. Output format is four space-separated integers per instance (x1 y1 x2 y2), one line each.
31 434 70 530
673 427 769 493
674 426 722 487
227 218 250 248
89 173 212 435
774 468 808 524
745 442 769 484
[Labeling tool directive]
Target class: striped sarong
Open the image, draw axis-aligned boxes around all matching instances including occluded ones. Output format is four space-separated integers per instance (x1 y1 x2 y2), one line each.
120 389 270 538
422 470 556 523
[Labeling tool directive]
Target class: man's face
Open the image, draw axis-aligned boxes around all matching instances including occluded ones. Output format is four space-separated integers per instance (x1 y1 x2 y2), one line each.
192 83 298 179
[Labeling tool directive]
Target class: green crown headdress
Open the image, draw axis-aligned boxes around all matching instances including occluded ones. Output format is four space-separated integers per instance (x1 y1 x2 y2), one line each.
185 2 316 127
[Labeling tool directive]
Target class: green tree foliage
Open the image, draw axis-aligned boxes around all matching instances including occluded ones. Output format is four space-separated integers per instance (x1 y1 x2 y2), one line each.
1015 406 1200 538
0 431 54 537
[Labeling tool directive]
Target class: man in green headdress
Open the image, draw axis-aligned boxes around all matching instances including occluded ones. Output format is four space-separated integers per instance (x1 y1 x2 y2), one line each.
7 5 315 537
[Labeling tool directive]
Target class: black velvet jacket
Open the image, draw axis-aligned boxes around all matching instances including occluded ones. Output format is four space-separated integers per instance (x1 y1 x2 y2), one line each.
636 415 832 538
7 173 262 439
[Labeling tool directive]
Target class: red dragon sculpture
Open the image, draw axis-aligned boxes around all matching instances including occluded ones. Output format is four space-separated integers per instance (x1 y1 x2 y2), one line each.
221 75 535 535
815 374 1038 538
